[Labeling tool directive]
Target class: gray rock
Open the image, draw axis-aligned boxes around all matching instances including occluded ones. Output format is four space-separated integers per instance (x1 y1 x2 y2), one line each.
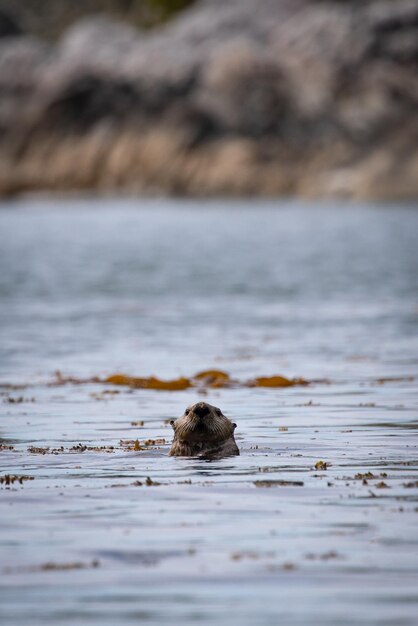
0 37 51 133
0 0 417 199
0 8 22 38
59 16 139 72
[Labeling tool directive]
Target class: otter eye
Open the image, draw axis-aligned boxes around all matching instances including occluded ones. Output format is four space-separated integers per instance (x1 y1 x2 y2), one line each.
185 408 190 415
215 408 222 416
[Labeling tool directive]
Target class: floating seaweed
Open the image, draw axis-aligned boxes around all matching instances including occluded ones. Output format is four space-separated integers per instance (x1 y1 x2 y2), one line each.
403 481 418 488
145 476 161 486
28 445 115 454
4 396 35 404
1 474 34 485
193 370 232 387
106 374 191 390
314 461 328 471
248 375 309 388
254 480 304 487
120 438 166 451
38 560 99 571
375 376 414 384
29 369 314 391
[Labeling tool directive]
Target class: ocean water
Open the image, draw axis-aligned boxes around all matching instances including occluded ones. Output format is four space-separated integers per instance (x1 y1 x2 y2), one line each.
0 197 417 625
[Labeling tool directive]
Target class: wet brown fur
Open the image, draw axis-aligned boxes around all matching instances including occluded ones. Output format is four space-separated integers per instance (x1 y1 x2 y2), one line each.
169 402 239 459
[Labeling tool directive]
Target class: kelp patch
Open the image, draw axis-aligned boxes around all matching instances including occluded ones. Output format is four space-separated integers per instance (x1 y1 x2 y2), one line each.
1 474 34 485
42 369 311 391
254 479 304 487
106 374 191 391
248 375 309 388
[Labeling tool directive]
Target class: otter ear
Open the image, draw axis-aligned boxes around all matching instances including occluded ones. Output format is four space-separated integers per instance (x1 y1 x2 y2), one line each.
232 423 237 430
170 420 176 430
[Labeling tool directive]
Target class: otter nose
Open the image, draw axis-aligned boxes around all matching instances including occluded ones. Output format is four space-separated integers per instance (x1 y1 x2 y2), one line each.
194 403 209 419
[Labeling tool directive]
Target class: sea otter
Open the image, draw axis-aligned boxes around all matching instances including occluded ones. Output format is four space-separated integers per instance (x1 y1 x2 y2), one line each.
169 402 239 459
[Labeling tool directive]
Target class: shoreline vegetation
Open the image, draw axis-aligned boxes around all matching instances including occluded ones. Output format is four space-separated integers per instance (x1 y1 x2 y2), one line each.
0 0 417 200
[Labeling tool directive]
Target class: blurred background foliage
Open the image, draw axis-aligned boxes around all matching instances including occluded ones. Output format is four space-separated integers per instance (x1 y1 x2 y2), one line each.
0 0 405 40
0 0 196 38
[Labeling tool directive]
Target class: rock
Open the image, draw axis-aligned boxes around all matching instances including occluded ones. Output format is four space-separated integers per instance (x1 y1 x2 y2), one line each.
59 16 139 72
0 37 51 134
0 0 417 199
197 39 291 136
38 73 140 134
0 8 22 38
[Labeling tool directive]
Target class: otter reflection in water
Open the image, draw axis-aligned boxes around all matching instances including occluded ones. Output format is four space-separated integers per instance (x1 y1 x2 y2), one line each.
169 402 239 459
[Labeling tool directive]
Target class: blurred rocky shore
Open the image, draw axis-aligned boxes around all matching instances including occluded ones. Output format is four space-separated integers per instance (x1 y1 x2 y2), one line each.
0 0 417 199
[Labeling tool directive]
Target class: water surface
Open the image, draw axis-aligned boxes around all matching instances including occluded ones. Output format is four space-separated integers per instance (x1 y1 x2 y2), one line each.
0 198 417 626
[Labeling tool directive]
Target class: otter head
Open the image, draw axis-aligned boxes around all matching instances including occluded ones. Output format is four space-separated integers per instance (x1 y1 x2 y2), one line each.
170 402 236 446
